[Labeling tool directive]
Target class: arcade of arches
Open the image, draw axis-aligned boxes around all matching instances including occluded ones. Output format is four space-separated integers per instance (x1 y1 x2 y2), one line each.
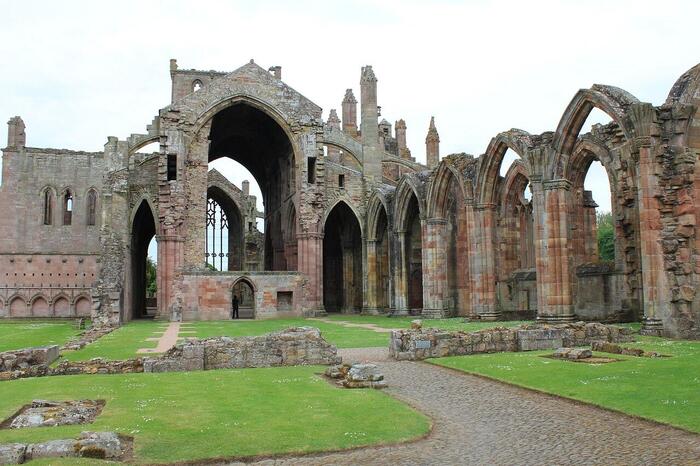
2 59 700 340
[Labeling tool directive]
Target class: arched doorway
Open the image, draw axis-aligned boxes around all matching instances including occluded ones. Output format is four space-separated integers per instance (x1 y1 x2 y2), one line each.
405 195 423 311
323 202 362 313
231 278 255 319
208 102 296 272
130 200 156 320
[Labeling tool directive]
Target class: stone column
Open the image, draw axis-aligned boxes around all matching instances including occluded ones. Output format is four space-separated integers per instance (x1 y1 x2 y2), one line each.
297 232 324 314
582 190 599 261
637 139 669 335
422 218 449 318
536 179 576 322
156 234 184 319
365 239 379 313
473 203 499 320
392 230 409 314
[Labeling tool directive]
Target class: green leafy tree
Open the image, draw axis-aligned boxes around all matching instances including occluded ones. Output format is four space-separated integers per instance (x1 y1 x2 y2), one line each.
597 212 615 262
146 257 157 296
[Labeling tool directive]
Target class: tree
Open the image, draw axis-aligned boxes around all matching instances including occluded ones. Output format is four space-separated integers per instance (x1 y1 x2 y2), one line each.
146 257 157 296
597 212 615 262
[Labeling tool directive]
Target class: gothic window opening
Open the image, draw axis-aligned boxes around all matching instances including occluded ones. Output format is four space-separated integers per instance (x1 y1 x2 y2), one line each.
167 154 177 181
206 198 227 271
307 157 316 184
63 190 73 225
42 188 53 225
86 189 97 226
193 80 203 92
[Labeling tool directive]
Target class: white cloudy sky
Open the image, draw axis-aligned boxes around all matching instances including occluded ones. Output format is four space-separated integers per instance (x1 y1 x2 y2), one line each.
1 0 699 218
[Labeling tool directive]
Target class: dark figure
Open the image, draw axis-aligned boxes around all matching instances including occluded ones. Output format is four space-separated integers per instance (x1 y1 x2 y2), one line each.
232 295 239 319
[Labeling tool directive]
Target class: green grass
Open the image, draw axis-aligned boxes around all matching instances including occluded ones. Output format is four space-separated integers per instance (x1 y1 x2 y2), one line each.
323 314 531 332
192 318 389 348
61 321 163 362
0 320 80 352
431 336 700 433
0 367 429 464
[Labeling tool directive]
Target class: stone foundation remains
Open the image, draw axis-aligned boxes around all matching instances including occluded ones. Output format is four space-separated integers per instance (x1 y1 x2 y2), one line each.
1 400 105 430
0 432 131 464
591 340 664 358
144 327 340 372
0 346 59 373
389 322 635 361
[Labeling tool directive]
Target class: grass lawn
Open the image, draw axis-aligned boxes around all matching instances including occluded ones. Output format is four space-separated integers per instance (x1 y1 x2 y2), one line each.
61 321 163 362
0 367 429 464
0 320 80 352
193 319 389 348
323 314 531 332
430 336 700 433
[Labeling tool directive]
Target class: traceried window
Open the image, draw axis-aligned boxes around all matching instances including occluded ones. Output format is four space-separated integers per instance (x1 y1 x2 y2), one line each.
86 189 98 226
42 188 54 225
206 197 229 271
63 190 73 225
193 80 203 92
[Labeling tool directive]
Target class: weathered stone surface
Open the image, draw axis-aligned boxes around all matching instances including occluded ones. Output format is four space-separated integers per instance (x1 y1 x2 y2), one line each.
1 431 130 463
145 327 340 373
0 444 25 465
3 400 104 429
325 363 386 389
390 322 634 361
0 346 58 372
552 347 592 360
591 340 662 358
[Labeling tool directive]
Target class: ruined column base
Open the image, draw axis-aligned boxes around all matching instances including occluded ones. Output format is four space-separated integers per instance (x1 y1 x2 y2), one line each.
478 311 502 322
421 308 450 319
536 313 576 323
389 308 411 317
640 317 664 336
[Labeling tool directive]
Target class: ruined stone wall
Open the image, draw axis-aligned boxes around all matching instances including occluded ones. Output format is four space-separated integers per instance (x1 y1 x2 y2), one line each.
178 271 306 320
0 147 104 317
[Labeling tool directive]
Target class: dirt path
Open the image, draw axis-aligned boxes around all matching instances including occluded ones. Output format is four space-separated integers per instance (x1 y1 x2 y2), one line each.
137 322 182 354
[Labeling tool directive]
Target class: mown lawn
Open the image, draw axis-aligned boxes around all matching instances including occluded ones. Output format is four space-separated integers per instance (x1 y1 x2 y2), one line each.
193 319 389 348
323 314 531 332
61 321 163 361
0 367 429 464
0 320 80 352
431 336 700 433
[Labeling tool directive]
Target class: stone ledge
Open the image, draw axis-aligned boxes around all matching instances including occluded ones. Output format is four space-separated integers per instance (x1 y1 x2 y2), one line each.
390 322 635 361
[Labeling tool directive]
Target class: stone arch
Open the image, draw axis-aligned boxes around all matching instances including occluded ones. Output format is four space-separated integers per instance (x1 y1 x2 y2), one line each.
427 160 468 220
323 200 363 313
323 141 363 168
129 200 157 320
552 85 640 178
74 295 92 317
366 191 392 313
394 176 426 232
52 294 71 317
85 187 99 226
30 294 50 317
665 62 700 148
40 185 56 225
231 276 256 319
207 184 245 271
475 129 533 206
322 197 365 239
497 160 535 275
9 295 28 317
129 136 160 155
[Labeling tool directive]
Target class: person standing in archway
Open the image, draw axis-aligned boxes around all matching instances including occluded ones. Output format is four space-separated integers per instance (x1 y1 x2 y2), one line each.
232 294 239 319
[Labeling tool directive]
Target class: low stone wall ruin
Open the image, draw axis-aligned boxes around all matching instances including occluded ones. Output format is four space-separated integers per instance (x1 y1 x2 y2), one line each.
390 322 635 361
0 432 131 464
144 327 340 372
0 346 59 374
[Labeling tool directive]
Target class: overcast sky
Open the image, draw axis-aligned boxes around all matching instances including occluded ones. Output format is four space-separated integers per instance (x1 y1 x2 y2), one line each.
2 0 699 218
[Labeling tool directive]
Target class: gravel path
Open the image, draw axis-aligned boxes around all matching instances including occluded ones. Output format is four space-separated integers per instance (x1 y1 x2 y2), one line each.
231 347 700 465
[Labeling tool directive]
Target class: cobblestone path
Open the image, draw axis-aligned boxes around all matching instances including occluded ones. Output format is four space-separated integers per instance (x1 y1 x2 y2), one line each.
235 347 700 466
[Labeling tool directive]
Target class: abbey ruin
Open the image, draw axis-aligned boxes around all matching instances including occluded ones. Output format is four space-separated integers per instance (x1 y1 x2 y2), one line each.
1 59 699 339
